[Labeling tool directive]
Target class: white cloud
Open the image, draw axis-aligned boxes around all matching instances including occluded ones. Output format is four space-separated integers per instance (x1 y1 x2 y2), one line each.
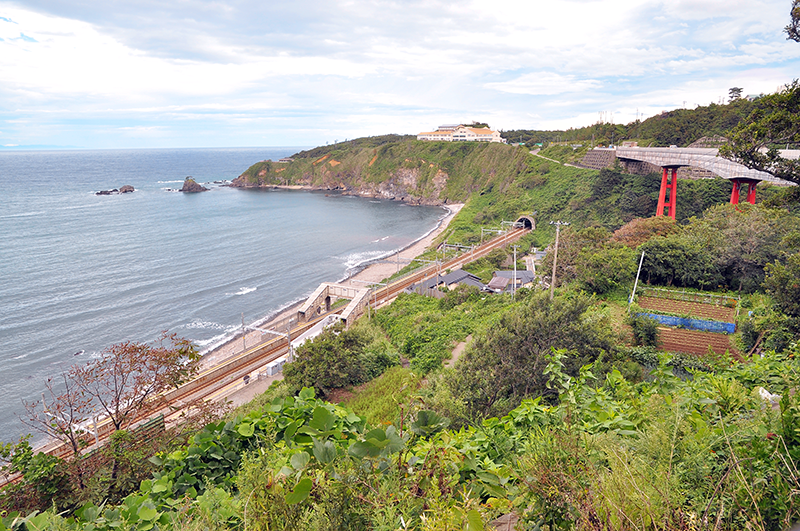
486 73 603 96
0 0 798 148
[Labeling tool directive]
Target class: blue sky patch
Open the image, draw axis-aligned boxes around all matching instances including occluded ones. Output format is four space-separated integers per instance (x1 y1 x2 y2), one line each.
14 33 37 43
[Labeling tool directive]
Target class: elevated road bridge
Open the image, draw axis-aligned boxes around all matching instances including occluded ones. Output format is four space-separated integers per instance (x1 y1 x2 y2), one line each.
591 146 797 219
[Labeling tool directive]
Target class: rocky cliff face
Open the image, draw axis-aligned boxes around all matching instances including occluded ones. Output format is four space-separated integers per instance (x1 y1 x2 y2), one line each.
232 164 450 204
231 139 528 206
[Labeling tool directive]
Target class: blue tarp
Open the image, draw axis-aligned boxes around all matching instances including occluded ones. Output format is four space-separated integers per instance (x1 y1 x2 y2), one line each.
637 313 736 334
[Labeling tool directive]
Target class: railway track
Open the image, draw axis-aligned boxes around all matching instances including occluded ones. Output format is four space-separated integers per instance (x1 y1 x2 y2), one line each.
372 227 529 306
8 227 529 472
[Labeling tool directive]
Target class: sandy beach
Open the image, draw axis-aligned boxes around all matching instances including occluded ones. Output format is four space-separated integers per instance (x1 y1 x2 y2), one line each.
199 203 464 397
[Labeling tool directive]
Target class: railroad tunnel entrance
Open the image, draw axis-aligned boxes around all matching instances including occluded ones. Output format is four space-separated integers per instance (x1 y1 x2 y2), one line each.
516 215 536 230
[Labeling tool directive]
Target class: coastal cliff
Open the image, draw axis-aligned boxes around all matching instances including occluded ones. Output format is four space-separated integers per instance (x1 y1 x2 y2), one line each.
231 136 532 205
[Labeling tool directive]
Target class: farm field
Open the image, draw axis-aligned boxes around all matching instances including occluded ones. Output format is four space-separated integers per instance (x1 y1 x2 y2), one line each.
658 327 738 358
639 296 736 322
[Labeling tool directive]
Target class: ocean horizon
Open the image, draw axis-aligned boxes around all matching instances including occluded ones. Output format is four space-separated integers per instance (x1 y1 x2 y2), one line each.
0 147 445 442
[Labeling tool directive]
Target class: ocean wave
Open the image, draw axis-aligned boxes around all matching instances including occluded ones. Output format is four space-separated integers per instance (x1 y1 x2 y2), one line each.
195 329 238 349
61 203 102 211
338 249 400 273
0 211 46 219
183 320 230 331
233 287 257 296
157 180 185 184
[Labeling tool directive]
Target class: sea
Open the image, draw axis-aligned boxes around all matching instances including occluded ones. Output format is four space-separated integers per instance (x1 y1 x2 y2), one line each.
0 147 446 443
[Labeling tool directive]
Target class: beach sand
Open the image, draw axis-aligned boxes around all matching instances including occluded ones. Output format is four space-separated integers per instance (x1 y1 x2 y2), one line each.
202 203 464 405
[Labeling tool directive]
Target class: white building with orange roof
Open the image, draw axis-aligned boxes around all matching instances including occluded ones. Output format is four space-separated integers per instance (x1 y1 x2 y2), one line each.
417 124 506 143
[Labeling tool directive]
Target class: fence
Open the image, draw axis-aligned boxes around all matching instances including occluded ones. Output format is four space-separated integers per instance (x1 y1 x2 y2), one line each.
639 286 738 307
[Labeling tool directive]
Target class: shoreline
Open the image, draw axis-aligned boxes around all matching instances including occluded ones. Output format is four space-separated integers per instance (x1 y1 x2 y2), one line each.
345 203 463 285
229 183 452 207
198 202 464 373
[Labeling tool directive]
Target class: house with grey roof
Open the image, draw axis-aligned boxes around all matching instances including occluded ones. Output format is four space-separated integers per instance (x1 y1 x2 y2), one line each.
409 269 486 295
485 270 535 293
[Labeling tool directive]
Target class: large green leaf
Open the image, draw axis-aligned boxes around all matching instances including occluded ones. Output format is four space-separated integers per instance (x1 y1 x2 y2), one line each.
298 387 316 400
285 477 313 505
410 410 450 437
237 422 255 437
309 406 336 433
290 451 311 471
312 437 337 464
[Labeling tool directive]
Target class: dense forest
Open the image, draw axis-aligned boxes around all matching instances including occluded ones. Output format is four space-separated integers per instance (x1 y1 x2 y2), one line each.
3 86 800 530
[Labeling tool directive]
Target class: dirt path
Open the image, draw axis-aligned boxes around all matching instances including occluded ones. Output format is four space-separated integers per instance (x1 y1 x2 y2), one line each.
446 334 472 368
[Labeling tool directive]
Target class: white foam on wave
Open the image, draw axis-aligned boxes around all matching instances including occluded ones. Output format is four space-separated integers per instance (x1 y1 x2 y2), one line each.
197 296 307 356
157 180 185 184
13 353 28 360
233 287 257 296
61 203 102 211
184 320 230 331
195 329 239 349
0 211 46 219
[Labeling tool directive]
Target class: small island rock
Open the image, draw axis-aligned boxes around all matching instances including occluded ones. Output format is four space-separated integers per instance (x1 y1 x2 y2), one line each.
180 177 209 193
119 185 135 193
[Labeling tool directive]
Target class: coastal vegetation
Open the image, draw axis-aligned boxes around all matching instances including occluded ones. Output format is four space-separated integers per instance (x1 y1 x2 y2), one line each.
3 86 800 529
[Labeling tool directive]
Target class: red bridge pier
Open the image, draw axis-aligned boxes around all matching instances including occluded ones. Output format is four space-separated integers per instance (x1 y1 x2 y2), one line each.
656 167 678 219
730 178 758 205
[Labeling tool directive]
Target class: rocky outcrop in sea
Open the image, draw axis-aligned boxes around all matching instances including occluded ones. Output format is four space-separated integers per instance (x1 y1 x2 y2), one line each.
180 178 209 193
96 185 135 195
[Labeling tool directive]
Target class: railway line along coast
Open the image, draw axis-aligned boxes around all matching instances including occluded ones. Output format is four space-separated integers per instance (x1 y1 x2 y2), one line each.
6 212 530 479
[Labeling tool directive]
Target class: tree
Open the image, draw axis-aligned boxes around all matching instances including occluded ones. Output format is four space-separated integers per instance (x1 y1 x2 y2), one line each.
719 80 800 184
577 244 637 295
540 227 611 288
72 332 199 432
20 372 93 459
612 216 679 248
283 324 372 397
638 235 722 289
787 0 800 42
763 253 800 319
430 292 615 425
686 203 800 291
729 87 743 102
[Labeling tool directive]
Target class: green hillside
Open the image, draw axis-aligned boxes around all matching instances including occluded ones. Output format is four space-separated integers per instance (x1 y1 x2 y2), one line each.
504 98 761 148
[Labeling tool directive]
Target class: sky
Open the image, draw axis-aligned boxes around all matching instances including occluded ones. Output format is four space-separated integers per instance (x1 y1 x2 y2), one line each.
1 0 799 149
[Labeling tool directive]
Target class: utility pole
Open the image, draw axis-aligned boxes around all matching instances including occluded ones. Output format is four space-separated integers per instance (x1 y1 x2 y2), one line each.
512 245 519 300
629 251 645 306
241 313 246 351
549 221 569 300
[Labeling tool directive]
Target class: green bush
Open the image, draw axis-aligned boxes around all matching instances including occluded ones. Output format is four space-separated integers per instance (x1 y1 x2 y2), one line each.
627 313 660 347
